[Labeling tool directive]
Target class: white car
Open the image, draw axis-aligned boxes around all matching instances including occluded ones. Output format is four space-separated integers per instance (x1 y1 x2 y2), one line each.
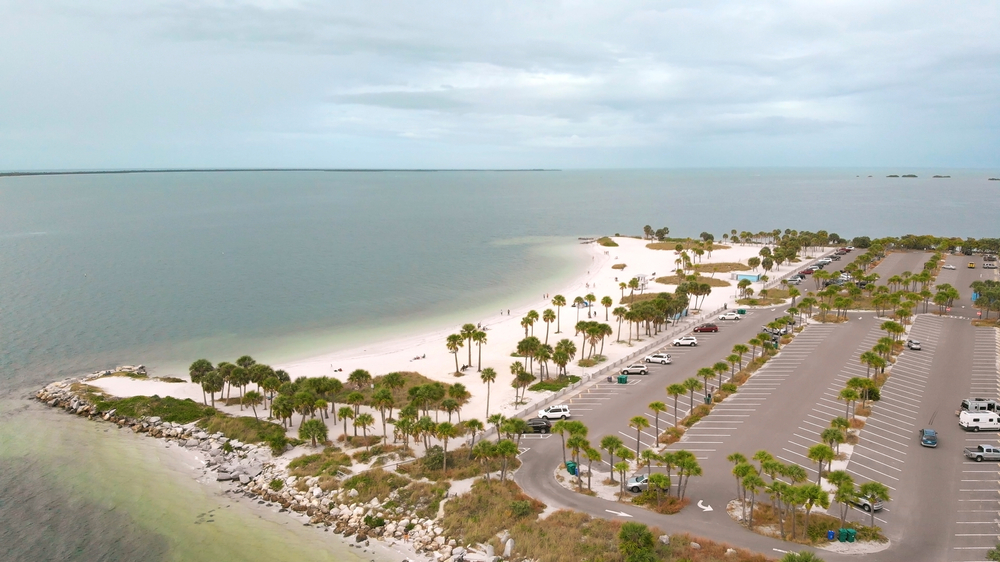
621 364 649 375
718 311 741 321
672 336 698 347
644 353 672 364
985 263 997 269
942 264 956 270
537 405 571 420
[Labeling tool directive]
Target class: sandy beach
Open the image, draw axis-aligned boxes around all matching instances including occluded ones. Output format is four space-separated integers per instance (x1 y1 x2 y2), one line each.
93 236 804 435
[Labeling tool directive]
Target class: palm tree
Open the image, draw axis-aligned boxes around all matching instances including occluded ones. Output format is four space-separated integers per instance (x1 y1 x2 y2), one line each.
567 434 589 491
614 461 630 499
461 323 477 366
858 481 891 527
600 296 613 321
446 334 464 374
600 435 623 482
497 439 518 482
243 390 263 420
355 413 375 450
437 422 459 473
584 447 601 491
348 368 372 390
472 329 487 371
552 420 572 465
541 309 556 344
338 407 354 440
742 473 767 529
202 371 224 408
800 483 829 538
748 337 761 359
629 416 650 456
732 344 749 370
697 367 714 395
472 440 496 483
807 443 835 484
627 278 640 303
463 418 484 456
189 359 214 405
839 387 859 419
479 367 497 418
371 388 394 437
299 418 328 448
648 401 667 441
667 384 686 426
272 395 294 428
683 377 703 412
821 427 846 454
551 294 566 333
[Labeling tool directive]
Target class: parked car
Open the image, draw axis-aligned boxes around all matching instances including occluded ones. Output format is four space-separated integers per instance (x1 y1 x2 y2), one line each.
788 278 803 285
524 418 552 433
621 363 649 375
918 428 937 447
942 264 956 270
537 405 571 420
672 336 698 347
830 255 841 261
799 268 815 275
969 262 977 269
986 255 997 262
852 495 883 512
906 339 921 350
718 311 741 321
626 474 648 493
846 246 855 251
644 353 672 364
693 323 719 333
985 263 997 269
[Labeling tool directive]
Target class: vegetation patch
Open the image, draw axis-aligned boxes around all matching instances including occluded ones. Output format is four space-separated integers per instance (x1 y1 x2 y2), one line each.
682 404 713 427
350 443 412 464
630 491 689 514
694 262 750 273
393 481 450 520
577 356 605 367
611 263 627 270
813 312 849 323
154 376 186 383
529 375 581 392
655 274 731 287
646 240 732 251
596 236 619 247
98 371 150 380
743 501 886 545
441 480 545 546
287 447 352 478
197 413 287 444
658 426 685 445
341 468 410 504
93 395 214 424
397 445 515 481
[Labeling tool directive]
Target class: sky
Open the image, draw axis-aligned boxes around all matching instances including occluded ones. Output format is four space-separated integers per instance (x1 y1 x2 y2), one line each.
1 1 998 170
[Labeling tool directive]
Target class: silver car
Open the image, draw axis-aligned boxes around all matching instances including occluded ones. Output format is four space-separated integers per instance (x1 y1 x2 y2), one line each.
853 495 884 512
626 474 648 493
643 353 672 365
621 364 648 375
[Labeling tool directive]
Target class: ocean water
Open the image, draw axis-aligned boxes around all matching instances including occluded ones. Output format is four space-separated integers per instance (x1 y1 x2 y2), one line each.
1 168 998 561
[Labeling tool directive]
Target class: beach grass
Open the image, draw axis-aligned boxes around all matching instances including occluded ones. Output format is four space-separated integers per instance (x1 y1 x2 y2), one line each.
93 395 215 424
694 262 749 273
617 292 673 306
396 445 515 481
646 239 732 251
287 447 353 478
528 375 581 392
197 413 287 444
392 481 450 520
336 370 436 406
611 263 626 270
441 480 545 545
655 274 730 287
342 468 410 504
596 236 619 247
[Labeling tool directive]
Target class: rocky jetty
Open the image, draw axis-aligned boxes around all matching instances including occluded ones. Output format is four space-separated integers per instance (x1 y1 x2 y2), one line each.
35 379 504 562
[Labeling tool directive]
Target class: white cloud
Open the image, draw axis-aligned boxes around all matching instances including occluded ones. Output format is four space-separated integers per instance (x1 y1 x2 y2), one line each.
0 0 997 169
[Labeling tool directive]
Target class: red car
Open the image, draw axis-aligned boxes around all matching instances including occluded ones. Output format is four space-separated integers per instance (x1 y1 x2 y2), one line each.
799 268 815 275
693 323 719 333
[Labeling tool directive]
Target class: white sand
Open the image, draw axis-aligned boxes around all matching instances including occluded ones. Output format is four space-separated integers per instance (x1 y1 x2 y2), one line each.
94 237 806 438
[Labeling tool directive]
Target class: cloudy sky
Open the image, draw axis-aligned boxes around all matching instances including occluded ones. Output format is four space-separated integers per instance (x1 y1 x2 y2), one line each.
2 1 998 170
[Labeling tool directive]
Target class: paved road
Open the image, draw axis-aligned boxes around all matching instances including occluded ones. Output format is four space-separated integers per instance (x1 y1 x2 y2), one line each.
937 253 1000 319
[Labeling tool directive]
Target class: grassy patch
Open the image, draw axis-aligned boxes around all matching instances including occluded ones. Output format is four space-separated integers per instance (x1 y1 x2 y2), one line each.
393 481 450 520
577 356 606 367
682 404 713 427
98 371 150 380
646 240 732 251
813 313 849 323
93 395 214 424
655 274 730 287
154 376 186 383
396 445 515 481
745 502 886 545
694 262 750 273
197 413 287 444
658 426 685 445
667 533 771 561
337 370 438 407
631 491 689 514
596 236 619 247
441 480 546 546
350 443 412 464
617 292 672 306
341 468 410 504
611 263 627 270
528 375 581 392
287 447 353 478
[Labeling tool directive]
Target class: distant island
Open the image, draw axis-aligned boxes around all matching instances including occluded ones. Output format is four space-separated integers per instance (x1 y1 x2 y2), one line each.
0 168 559 178
933 175 951 178
886 174 918 178
990 178 999 181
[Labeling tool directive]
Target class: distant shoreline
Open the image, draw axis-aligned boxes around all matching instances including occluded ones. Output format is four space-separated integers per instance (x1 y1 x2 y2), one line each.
0 168 559 177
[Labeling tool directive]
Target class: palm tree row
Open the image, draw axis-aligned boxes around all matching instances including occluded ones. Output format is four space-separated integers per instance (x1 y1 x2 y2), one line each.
189 355 290 411
728 450 823 540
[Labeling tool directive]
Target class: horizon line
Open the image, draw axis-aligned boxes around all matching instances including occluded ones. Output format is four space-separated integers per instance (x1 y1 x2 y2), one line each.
0 168 560 178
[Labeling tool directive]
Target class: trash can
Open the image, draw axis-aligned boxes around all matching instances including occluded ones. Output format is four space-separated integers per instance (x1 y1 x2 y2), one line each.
704 393 712 404
838 528 848 542
565 461 577 476
846 528 856 543
737 308 746 315
617 374 628 384
826 530 836 541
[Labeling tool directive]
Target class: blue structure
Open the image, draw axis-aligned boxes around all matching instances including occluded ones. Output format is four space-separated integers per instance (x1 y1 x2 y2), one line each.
736 274 762 282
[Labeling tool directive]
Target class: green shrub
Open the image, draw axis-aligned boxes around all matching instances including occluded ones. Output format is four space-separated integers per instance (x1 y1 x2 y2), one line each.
529 375 581 392
364 514 386 528
597 236 619 247
721 383 738 393
269 478 284 491
197 414 287 444
93 395 214 424
510 500 533 517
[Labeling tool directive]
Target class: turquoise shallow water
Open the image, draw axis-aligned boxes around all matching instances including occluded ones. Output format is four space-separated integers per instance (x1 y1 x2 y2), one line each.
1 168 998 561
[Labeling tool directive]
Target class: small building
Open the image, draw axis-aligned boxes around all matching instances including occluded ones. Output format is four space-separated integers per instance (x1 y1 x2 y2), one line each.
734 273 762 282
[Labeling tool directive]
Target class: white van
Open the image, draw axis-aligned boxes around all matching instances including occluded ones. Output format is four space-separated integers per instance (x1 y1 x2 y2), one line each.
959 410 1000 432
817 258 833 265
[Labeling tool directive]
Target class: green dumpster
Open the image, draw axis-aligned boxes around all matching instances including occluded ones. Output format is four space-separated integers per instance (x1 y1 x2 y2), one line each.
846 528 856 543
837 528 848 542
737 308 746 315
565 461 578 476
617 374 628 384
704 393 712 404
